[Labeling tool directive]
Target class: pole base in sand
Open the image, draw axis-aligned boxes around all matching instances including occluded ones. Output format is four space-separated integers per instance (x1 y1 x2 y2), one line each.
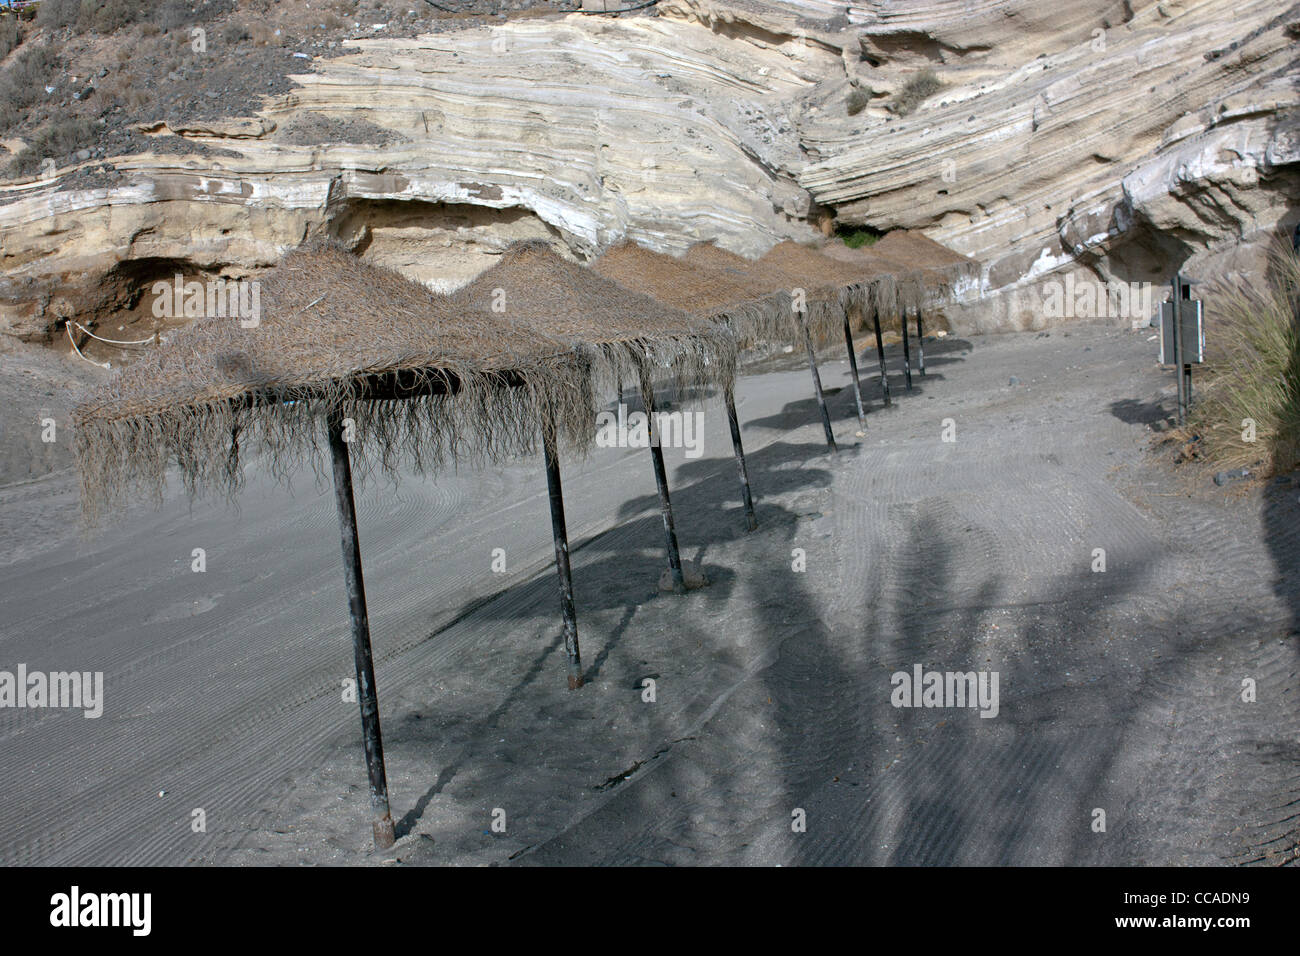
658 559 710 593
373 814 396 849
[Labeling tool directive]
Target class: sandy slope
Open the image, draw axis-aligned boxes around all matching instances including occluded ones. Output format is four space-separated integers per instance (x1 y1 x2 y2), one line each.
0 323 1296 866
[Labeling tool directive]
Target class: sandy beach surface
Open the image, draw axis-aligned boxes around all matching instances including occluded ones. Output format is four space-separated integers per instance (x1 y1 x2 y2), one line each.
1 323 1297 866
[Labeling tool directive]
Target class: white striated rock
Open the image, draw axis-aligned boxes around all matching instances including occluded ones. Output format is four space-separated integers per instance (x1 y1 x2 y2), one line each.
1 1 1297 341
798 0 1300 329
1 12 837 339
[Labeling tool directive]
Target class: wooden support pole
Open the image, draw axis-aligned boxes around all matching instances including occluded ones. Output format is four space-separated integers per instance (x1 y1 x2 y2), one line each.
724 384 758 531
542 420 582 690
803 319 838 452
916 308 926 377
873 308 891 407
640 371 687 593
326 408 395 850
901 305 913 391
843 314 867 433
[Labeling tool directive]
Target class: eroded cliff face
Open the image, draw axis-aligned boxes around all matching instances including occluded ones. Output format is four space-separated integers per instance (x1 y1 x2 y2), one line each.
1 0 1296 343
796 0 1300 329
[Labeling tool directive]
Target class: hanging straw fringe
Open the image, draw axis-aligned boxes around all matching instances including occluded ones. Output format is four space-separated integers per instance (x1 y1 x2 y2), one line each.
72 244 596 527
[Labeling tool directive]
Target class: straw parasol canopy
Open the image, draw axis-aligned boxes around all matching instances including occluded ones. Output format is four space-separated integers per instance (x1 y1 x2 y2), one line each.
72 242 594 525
591 241 790 352
870 230 979 280
680 240 757 277
450 241 737 401
755 240 882 342
822 231 980 323
680 241 865 346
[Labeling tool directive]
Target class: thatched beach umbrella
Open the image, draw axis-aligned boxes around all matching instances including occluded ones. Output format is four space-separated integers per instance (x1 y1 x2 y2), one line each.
72 243 595 848
450 241 738 595
592 240 797 531
757 241 886 442
824 233 979 391
818 244 917 398
681 241 872 451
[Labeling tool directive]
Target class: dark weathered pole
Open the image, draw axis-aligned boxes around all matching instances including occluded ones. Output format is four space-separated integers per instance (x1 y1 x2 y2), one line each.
724 384 758 531
901 305 913 391
802 318 838 452
843 315 867 433
872 307 891 406
916 308 926 377
1180 278 1194 406
1171 275 1186 425
640 371 687 593
326 408 396 850
542 420 582 690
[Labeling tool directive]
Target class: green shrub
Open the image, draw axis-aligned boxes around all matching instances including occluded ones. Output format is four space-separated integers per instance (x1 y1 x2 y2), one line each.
892 69 942 116
846 87 870 116
1187 242 1300 477
837 225 885 249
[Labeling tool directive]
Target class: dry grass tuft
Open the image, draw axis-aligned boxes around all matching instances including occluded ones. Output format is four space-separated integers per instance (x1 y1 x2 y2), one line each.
1187 241 1300 477
892 69 942 116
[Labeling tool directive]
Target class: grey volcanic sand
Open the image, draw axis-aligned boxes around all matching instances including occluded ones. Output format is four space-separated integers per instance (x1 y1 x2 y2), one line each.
1 323 1297 865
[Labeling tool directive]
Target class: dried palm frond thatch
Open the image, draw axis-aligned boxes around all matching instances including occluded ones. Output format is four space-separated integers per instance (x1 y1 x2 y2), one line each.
451 241 737 402
822 230 981 328
680 240 758 277
591 241 791 352
754 240 876 343
679 240 872 346
73 242 595 526
871 230 979 283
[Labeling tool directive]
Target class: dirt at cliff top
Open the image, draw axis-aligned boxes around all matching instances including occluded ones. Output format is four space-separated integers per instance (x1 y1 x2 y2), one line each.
0 0 590 183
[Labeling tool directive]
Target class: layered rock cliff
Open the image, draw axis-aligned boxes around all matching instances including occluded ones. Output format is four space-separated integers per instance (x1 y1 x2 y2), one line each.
0 0 1296 344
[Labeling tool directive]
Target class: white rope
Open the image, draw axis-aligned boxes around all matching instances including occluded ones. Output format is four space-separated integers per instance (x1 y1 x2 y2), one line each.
68 320 157 347
66 322 111 369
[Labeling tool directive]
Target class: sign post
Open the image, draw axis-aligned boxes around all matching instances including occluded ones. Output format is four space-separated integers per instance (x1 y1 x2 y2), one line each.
1158 273 1203 425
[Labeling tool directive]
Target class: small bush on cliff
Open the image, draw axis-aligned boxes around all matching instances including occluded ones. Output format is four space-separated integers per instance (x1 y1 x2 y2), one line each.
0 14 20 61
846 88 870 116
891 69 942 116
1188 242 1300 477
0 42 61 132
837 225 885 249
76 0 153 35
35 0 81 32
66 0 217 35
6 115 97 177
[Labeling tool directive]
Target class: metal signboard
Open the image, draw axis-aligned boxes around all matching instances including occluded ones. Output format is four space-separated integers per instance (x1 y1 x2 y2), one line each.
1158 299 1204 365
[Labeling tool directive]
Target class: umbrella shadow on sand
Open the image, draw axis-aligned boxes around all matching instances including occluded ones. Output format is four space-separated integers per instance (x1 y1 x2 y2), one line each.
386 437 835 840
509 502 1175 865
